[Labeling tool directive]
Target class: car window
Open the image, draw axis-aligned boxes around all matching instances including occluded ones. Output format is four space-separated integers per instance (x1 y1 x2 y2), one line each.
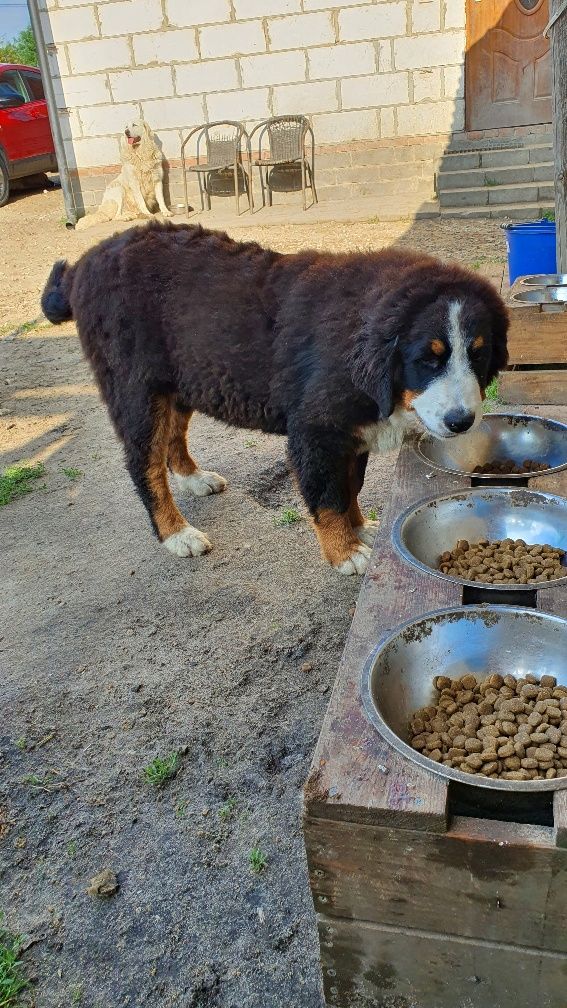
0 70 27 100
22 71 45 102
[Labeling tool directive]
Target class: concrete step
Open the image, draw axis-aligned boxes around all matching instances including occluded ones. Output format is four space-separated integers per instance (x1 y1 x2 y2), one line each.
439 145 553 174
439 180 555 208
445 130 552 154
440 201 555 220
440 161 553 191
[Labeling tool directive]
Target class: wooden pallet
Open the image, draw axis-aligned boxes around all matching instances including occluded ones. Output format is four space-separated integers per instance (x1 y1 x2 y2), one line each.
303 405 567 1008
501 277 567 405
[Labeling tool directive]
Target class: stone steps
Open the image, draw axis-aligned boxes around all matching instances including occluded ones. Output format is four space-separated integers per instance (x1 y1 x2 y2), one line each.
437 140 555 219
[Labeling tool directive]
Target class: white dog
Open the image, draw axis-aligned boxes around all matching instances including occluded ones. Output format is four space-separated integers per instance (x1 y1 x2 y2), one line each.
76 121 172 230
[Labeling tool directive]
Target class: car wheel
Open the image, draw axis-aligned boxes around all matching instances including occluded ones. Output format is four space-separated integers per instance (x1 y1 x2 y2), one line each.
0 154 9 207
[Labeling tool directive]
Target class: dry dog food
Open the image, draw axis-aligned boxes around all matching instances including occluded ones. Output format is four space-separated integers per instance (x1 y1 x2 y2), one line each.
438 538 565 584
473 458 550 475
409 672 567 780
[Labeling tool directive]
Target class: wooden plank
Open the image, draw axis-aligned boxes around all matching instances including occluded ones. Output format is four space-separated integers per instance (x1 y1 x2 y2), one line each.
317 915 567 1008
500 370 567 405
305 815 567 952
304 436 468 831
549 0 567 272
506 308 567 366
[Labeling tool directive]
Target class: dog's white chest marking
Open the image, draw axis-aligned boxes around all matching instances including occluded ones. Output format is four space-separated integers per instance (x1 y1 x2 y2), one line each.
359 408 417 455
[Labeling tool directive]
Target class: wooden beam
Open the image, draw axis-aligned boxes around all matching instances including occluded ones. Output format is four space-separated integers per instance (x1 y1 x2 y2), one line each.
549 0 567 271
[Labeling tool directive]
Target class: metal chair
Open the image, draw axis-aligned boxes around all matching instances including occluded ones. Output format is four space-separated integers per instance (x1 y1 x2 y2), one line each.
181 121 253 215
250 115 317 211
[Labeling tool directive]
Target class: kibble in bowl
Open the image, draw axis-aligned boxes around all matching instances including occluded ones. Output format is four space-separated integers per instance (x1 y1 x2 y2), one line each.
362 606 567 791
393 487 567 591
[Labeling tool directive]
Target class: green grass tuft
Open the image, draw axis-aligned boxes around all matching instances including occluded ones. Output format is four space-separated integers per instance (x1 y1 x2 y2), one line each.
367 508 378 522
61 467 82 481
219 797 237 822
0 914 29 1007
0 462 45 507
273 507 301 527
143 752 180 787
249 846 267 873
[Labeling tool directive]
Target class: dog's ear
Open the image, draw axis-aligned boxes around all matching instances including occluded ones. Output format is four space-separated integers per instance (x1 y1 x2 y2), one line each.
349 316 400 418
487 298 509 385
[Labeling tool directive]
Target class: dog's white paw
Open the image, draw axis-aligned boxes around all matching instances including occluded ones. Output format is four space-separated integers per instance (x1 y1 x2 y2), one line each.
163 525 212 557
354 520 380 548
161 209 173 218
334 543 372 576
174 470 227 497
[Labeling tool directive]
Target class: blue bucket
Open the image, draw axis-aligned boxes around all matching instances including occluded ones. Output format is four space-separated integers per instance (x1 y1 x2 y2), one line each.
504 219 557 284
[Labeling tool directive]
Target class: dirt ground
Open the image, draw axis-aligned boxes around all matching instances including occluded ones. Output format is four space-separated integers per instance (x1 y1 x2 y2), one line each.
0 188 508 1008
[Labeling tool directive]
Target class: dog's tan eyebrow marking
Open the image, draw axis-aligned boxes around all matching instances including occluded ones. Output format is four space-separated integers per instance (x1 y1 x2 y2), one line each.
472 334 485 350
430 338 445 356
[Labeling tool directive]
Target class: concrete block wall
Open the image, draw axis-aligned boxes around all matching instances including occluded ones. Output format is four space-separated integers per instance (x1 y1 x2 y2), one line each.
38 0 467 213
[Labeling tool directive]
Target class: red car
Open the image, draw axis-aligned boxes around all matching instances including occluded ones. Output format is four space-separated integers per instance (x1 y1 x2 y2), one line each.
0 62 57 206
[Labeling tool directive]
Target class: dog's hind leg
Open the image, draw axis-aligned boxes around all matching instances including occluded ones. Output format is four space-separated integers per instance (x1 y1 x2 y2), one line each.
348 451 379 548
124 395 212 558
167 405 227 497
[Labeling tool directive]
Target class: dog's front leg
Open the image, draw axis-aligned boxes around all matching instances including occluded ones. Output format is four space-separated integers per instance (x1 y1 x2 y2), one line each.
155 181 172 217
123 165 152 217
287 424 371 576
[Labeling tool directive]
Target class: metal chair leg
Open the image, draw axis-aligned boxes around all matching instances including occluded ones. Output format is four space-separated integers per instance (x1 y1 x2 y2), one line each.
258 164 266 208
308 163 318 205
267 168 272 207
233 161 240 215
301 158 307 211
196 172 205 212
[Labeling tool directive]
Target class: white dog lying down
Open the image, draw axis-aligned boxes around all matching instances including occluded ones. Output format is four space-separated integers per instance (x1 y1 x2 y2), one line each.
76 121 171 230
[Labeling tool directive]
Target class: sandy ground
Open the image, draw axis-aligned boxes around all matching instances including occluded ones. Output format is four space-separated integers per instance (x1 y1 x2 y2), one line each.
0 188 508 1008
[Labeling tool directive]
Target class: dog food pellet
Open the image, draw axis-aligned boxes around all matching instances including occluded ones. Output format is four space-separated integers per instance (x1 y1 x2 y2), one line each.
408 672 567 781
438 538 565 584
472 458 550 475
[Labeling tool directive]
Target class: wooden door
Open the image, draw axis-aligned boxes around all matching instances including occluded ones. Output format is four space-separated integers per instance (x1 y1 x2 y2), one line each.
466 0 552 130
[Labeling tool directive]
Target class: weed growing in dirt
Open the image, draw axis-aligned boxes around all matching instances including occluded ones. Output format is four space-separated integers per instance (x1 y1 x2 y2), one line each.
175 801 188 819
70 983 83 1004
0 462 46 507
367 508 378 522
0 914 29 1007
243 438 258 448
66 841 78 858
219 798 237 822
274 507 301 527
143 753 180 786
542 210 555 222
62 468 82 481
249 847 267 873
14 738 27 752
483 378 502 412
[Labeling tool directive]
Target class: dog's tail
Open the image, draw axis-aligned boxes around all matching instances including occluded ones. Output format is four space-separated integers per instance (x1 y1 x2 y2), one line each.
41 259 74 324
75 201 118 231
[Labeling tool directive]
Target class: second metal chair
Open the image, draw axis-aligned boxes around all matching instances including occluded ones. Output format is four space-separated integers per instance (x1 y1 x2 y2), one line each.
181 121 253 215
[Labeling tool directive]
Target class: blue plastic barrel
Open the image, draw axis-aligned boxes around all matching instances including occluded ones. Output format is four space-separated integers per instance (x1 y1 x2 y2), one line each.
503 219 557 284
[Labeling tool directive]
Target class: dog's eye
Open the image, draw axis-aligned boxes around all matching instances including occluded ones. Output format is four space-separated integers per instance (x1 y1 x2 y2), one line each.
469 334 487 360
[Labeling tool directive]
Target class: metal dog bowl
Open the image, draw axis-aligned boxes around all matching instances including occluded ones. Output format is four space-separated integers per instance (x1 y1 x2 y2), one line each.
417 413 567 480
522 274 567 286
392 487 567 592
512 288 567 304
361 606 567 791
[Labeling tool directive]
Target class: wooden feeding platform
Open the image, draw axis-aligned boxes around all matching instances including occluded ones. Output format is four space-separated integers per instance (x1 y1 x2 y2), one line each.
501 275 567 406
303 406 567 1008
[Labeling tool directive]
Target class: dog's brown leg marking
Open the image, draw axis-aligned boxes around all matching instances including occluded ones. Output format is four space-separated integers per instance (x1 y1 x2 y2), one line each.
347 459 365 529
314 508 359 566
167 407 198 476
147 396 188 540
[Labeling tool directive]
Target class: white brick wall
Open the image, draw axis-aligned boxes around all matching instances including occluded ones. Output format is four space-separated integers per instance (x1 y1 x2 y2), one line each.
99 0 162 37
133 29 198 66
45 0 470 180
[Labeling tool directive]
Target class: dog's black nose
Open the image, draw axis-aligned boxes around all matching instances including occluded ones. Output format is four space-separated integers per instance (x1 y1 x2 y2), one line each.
125 129 130 136
444 409 475 434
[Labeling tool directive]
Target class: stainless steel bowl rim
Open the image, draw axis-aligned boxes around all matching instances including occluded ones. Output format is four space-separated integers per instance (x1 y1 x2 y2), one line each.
416 412 567 479
361 604 567 792
392 486 567 592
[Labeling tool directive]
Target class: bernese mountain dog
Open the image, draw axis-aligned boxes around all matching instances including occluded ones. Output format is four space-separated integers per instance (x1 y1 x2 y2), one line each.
41 222 508 576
